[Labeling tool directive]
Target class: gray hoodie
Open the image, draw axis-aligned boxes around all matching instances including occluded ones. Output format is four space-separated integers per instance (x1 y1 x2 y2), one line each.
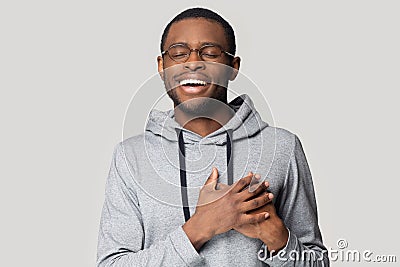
97 94 329 266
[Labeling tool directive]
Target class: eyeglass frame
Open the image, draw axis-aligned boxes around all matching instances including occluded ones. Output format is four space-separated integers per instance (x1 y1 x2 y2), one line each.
161 43 235 63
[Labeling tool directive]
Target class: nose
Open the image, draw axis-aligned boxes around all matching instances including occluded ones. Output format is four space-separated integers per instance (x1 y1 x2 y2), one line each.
183 49 205 71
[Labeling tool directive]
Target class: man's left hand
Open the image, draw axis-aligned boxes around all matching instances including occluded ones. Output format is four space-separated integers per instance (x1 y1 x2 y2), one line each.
232 174 289 253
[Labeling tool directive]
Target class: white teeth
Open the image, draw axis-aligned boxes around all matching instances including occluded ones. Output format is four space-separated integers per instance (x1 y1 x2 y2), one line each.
179 79 207 86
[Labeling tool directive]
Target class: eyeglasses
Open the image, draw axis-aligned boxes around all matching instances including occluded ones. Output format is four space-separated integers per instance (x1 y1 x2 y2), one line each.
161 44 234 63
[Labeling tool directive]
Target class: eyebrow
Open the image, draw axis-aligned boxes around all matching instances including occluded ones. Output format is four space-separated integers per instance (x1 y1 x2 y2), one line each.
168 42 223 48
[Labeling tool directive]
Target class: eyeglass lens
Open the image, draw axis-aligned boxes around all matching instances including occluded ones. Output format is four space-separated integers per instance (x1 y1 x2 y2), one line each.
168 45 223 62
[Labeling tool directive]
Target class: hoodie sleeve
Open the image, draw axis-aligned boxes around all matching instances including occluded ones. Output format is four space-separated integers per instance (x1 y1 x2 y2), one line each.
96 143 205 267
258 135 329 266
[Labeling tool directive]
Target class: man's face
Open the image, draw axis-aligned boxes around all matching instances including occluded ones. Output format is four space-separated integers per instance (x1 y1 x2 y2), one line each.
157 18 240 115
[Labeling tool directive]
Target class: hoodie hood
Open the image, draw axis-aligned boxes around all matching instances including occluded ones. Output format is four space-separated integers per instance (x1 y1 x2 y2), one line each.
145 94 269 145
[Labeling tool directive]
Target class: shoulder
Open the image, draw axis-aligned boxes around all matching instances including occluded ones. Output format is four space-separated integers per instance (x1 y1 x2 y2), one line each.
118 133 146 154
109 133 147 167
121 133 146 147
261 126 298 156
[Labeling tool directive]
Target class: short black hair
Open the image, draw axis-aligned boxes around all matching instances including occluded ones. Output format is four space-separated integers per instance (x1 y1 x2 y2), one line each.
160 7 236 55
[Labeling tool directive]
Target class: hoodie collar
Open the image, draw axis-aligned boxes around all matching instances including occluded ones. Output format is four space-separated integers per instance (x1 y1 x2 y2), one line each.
145 94 268 145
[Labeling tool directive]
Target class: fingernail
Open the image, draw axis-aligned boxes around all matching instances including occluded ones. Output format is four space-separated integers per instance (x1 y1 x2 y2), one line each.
264 181 269 187
268 193 274 199
265 213 270 219
254 174 261 180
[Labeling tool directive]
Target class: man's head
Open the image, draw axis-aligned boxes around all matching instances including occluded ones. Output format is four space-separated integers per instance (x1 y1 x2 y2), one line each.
160 8 236 57
157 7 241 115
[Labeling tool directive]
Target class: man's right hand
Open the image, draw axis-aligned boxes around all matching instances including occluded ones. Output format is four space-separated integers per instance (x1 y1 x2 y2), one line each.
182 167 272 251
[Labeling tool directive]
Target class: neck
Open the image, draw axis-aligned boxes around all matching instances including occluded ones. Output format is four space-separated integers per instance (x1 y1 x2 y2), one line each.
174 103 233 137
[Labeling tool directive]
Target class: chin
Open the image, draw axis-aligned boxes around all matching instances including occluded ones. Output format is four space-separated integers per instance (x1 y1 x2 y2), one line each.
177 98 212 115
167 86 228 115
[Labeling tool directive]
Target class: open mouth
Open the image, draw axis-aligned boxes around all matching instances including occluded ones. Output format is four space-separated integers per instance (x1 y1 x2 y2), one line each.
178 79 210 94
179 79 208 86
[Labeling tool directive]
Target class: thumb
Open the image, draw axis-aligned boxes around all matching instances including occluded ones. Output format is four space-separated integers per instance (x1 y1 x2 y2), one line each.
204 167 219 189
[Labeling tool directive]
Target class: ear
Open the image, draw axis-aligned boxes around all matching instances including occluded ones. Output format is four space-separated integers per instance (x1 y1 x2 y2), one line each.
229 56 241 81
157 55 164 80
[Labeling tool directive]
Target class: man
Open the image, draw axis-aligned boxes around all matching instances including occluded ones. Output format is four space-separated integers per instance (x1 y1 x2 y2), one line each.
97 7 329 266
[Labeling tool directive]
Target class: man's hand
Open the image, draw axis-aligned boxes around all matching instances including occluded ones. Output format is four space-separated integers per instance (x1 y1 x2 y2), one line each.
183 168 273 251
233 174 289 253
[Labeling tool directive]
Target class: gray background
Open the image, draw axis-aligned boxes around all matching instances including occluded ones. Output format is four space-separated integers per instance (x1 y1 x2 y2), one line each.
1 1 399 266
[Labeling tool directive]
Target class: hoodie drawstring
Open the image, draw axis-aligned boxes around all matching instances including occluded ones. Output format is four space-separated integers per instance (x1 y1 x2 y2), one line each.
176 129 233 222
226 129 233 186
177 129 190 222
